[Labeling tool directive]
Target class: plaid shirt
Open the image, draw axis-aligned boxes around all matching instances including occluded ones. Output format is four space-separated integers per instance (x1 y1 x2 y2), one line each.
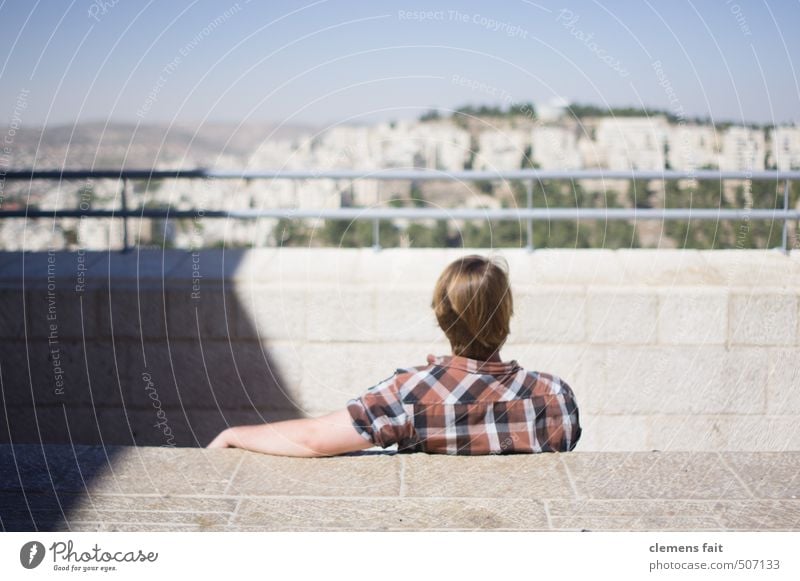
347 354 582 455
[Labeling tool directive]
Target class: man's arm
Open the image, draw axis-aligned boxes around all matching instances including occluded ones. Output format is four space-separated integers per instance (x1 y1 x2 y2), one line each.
205 408 373 457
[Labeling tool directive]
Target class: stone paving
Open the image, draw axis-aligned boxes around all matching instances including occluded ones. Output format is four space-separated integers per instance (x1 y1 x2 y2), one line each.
1 445 798 531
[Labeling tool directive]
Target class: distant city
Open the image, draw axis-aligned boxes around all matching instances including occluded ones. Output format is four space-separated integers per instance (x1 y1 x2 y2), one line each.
2 99 798 251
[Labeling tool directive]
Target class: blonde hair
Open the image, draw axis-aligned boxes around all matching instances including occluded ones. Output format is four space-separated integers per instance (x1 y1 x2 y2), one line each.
431 254 514 360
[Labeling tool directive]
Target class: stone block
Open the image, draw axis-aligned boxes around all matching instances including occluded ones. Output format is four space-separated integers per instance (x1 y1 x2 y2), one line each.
511 287 586 343
232 247 358 284
96 407 299 448
374 286 444 343
644 416 733 451
68 508 232 528
232 497 549 530
262 342 305 389
165 285 239 340
0 403 71 445
402 454 575 498
123 339 303 412
306 285 376 342
96 408 190 448
616 249 721 285
647 416 800 453
599 346 766 415
724 416 800 451
228 454 401 497
715 500 800 530
71 494 237 513
560 452 750 499
355 248 458 285
296 342 361 411
166 248 252 282
296 342 400 413
87 249 190 283
575 415 648 452
703 250 800 288
0 339 120 408
85 446 245 495
549 510 722 530
0 251 19 270
95 288 166 339
530 249 624 286
235 284 306 341
730 291 798 345
766 348 800 414
722 452 800 499
26 287 97 340
546 499 723 532
586 288 657 344
0 444 108 492
0 491 84 531
0 289 27 339
0 251 103 286
657 288 728 345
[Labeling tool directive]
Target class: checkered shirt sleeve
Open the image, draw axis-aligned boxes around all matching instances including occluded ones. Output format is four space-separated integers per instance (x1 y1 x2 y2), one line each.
346 373 413 448
535 376 582 452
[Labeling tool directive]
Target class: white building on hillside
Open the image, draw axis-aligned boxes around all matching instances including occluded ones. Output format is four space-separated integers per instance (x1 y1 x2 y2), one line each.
770 126 800 170
531 126 582 169
594 116 668 170
666 125 721 170
720 126 766 171
409 122 471 171
369 121 419 168
315 125 377 168
475 129 529 170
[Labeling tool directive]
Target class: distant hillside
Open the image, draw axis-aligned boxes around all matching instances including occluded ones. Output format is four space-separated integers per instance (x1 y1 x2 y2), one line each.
7 121 322 169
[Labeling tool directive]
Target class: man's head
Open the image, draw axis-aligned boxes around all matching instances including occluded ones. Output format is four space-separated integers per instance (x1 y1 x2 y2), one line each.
431 254 514 360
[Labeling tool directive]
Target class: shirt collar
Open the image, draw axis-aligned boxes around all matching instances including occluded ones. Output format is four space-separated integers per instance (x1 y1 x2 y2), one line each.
427 353 520 375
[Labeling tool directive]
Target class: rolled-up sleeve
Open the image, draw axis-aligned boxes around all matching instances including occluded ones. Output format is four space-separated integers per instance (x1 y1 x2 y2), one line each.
346 373 412 448
558 379 582 451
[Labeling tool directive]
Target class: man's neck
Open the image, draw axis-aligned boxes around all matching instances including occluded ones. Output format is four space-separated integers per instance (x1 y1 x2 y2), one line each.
453 349 502 362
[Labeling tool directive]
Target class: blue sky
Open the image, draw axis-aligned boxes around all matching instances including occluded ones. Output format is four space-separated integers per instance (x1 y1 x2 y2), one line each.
1 0 798 126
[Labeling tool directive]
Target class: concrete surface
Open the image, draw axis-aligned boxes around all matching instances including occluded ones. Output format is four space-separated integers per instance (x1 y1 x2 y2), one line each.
1 445 799 531
1 248 799 451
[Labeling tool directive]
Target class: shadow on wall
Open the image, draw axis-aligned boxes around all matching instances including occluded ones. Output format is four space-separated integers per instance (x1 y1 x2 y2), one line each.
0 249 302 530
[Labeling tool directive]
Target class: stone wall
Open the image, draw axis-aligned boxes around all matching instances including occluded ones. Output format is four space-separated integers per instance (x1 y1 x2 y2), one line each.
0 248 798 450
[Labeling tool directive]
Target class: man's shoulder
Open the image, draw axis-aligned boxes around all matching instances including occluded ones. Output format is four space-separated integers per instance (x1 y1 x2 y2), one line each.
525 369 575 396
393 363 431 375
362 361 436 397
391 362 438 387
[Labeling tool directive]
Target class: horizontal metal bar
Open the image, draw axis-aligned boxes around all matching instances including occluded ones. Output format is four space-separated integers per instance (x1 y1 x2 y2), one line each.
1 169 209 180
5 208 799 220
4 168 800 181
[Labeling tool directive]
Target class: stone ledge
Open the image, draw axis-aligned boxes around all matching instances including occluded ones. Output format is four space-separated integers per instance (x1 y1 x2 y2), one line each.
1 445 798 531
2 249 799 286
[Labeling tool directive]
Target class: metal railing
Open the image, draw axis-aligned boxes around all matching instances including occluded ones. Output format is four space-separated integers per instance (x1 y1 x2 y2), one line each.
2 168 799 252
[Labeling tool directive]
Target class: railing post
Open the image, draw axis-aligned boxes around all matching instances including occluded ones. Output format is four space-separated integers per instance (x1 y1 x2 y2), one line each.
372 178 381 251
525 179 534 252
121 177 130 253
782 179 791 254
372 218 380 251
